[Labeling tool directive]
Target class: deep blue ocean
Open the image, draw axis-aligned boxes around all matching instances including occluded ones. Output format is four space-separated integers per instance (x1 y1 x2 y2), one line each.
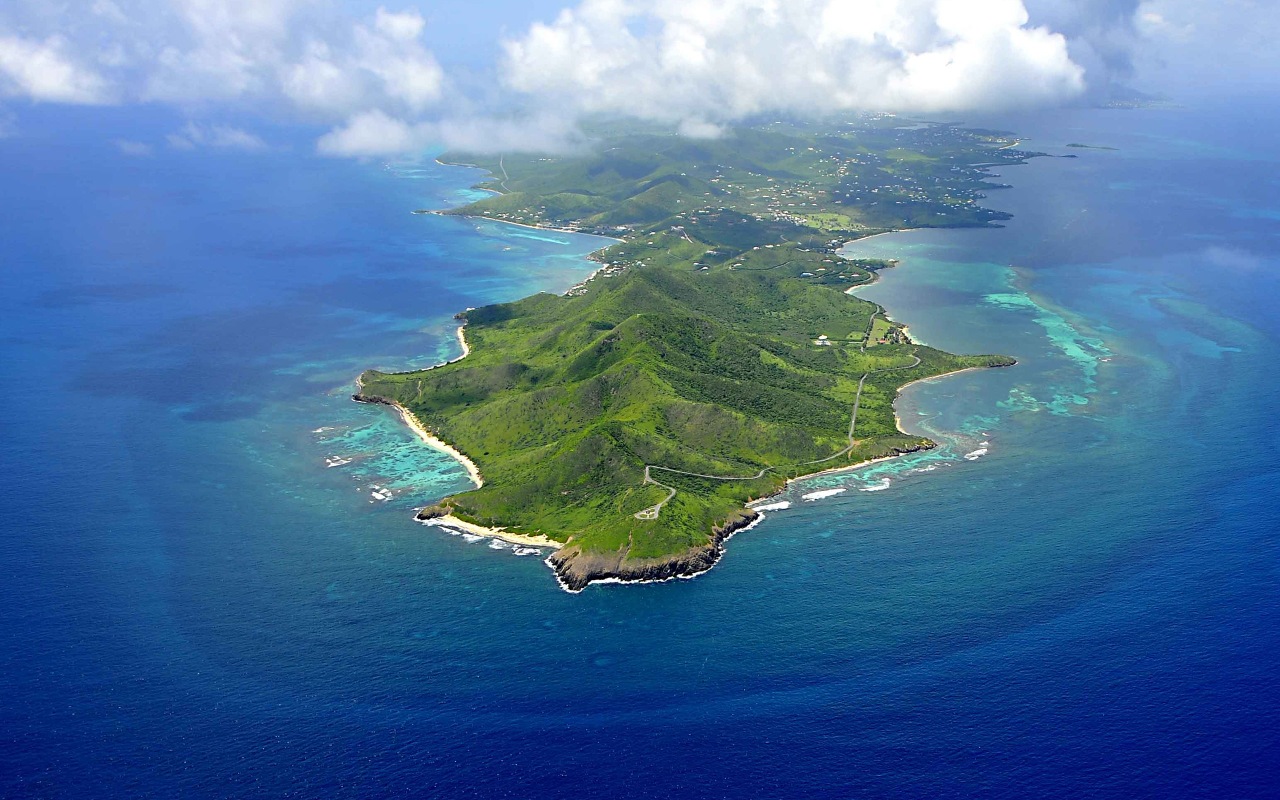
1 100 1277 798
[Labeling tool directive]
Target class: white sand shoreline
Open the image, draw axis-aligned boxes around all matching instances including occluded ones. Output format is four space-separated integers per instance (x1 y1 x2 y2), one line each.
429 210 624 246
356 328 564 551
391 401 483 488
422 515 562 550
842 229 912 249
355 325 482 488
891 366 991 433
454 325 470 359
745 363 1011 504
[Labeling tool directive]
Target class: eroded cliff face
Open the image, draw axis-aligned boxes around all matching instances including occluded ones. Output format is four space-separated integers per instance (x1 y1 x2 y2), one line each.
547 510 761 592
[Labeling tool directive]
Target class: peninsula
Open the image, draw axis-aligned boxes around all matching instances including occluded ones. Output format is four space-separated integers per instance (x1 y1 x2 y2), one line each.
357 118 1022 591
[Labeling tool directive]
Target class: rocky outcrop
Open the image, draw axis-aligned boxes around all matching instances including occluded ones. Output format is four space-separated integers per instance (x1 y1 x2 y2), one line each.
414 505 448 522
547 510 761 592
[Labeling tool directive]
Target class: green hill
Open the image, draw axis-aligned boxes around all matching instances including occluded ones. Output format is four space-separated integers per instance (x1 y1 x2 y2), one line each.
368 120 1023 590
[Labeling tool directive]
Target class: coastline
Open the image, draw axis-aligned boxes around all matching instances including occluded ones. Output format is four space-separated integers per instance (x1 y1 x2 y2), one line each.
781 445 935 489
889 366 993 434
547 360 1009 592
353 199 632 565
355 395 484 489
433 209 628 296
842 229 910 248
365 171 1017 592
746 361 1014 506
353 326 482 489
354 324 565 551
390 401 483 488
548 513 767 594
359 294 1012 592
454 325 470 359
419 513 562 550
547 509 763 594
428 210 625 247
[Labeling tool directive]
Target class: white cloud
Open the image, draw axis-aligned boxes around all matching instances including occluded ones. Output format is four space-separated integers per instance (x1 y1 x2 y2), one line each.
167 121 267 151
0 34 112 104
137 1 445 118
280 40 366 116
2 0 1264 158
114 138 154 156
316 109 583 157
316 109 430 157
433 113 583 154
0 2 444 121
502 0 1087 127
1023 0 1142 93
677 118 725 139
349 8 445 113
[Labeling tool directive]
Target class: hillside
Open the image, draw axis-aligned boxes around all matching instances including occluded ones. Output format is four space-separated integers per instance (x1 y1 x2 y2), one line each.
360 119 1023 590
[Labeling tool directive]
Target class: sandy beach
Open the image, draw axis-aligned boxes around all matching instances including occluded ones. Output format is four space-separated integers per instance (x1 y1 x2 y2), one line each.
356 323 569 547
352 325 473 484
390 402 483 488
842 229 910 248
427 210 625 246
422 514 562 549
890 365 993 434
742 362 1011 503
785 450 927 488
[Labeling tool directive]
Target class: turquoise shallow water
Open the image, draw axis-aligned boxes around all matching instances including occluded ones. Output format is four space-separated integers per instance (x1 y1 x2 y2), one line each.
1 103 1277 798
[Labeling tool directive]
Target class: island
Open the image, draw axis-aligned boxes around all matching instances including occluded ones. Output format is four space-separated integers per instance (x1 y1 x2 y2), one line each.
356 117 1023 591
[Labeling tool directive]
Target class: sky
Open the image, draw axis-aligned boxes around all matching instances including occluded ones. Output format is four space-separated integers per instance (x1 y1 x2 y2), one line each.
0 0 1276 156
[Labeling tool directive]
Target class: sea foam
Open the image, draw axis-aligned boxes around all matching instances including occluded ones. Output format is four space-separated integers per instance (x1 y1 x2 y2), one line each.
751 501 793 512
802 488 846 502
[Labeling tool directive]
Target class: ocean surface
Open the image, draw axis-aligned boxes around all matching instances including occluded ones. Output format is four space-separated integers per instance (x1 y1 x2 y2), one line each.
1 101 1277 798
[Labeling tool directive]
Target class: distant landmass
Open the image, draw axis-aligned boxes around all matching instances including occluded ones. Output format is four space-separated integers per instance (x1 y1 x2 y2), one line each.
357 118 1023 591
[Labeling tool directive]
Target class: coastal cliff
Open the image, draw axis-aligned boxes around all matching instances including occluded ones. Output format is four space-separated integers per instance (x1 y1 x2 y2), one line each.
546 509 761 592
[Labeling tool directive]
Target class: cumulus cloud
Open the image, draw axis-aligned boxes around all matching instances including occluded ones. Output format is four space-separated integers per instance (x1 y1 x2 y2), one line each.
316 109 428 157
141 2 445 117
0 0 1260 157
501 0 1088 128
317 108 583 157
1024 0 1142 94
0 1 459 154
0 34 112 104
0 3 444 118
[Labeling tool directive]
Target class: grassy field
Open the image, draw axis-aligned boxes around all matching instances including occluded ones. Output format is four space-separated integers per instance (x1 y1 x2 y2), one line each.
366 118 1024 582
